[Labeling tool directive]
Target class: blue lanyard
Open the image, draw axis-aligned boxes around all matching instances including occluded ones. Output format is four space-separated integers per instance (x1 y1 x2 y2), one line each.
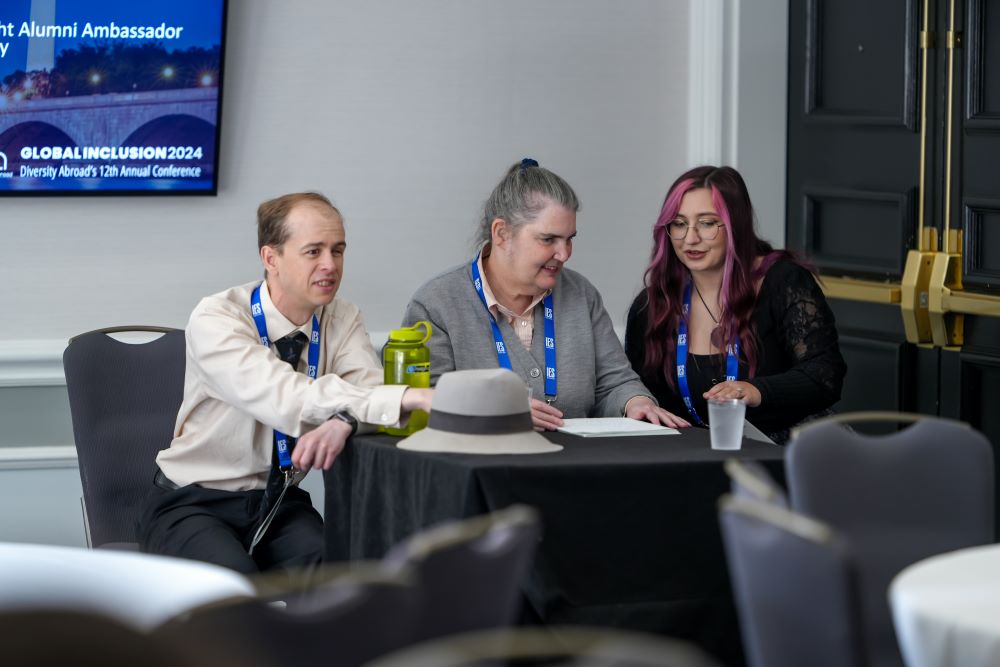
250 283 320 470
470 254 557 403
676 281 740 426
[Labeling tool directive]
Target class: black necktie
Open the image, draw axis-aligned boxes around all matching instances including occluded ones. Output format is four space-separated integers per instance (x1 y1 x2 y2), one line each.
258 331 309 525
252 331 309 554
274 331 308 369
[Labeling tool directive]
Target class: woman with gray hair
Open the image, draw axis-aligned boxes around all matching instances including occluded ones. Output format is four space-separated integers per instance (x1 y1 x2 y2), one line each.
402 159 689 431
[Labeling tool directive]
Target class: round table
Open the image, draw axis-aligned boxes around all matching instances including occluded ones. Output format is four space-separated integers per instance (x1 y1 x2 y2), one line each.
890 543 1000 667
0 543 256 630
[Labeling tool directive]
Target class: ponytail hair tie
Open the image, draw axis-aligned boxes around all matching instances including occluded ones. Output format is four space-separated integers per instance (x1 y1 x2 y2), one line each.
520 158 539 170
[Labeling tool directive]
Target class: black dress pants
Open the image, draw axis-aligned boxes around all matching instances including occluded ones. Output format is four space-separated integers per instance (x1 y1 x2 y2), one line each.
138 479 323 576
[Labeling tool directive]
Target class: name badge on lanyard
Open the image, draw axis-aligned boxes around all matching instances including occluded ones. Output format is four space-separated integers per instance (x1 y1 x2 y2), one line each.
470 254 557 403
250 283 321 470
676 281 740 426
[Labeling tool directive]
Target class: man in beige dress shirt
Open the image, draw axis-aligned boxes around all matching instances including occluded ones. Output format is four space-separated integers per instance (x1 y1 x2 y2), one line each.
138 192 432 574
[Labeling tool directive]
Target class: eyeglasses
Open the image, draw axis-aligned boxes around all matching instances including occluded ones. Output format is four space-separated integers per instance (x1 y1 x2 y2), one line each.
667 218 724 241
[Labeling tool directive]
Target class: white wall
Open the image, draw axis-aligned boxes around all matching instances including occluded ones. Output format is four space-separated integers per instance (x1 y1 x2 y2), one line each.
730 0 789 247
0 0 791 545
0 452 87 547
0 448 325 548
690 0 788 248
0 0 691 344
0 0 794 356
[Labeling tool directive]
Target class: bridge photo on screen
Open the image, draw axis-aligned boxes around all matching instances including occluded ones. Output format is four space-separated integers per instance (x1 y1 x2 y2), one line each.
0 0 227 195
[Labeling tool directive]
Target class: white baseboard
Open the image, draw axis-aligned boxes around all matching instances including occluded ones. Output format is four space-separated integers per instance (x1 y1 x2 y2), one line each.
0 446 78 471
0 339 67 387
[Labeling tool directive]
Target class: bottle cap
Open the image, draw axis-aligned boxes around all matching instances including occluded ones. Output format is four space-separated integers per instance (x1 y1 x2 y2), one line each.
388 321 432 343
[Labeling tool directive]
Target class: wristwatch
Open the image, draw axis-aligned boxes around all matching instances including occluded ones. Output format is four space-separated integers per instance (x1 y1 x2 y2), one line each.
330 410 359 436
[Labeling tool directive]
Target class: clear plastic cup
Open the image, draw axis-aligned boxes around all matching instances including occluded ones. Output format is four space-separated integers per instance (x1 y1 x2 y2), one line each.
708 398 746 450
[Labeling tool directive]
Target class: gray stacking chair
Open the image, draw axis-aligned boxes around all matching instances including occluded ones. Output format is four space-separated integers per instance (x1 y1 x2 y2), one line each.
0 609 205 667
155 564 420 667
381 505 541 643
365 626 721 667
719 494 869 667
63 326 186 549
786 411 995 667
724 458 788 507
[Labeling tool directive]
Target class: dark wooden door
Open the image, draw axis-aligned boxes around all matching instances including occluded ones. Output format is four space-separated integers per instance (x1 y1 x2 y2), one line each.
786 0 1000 447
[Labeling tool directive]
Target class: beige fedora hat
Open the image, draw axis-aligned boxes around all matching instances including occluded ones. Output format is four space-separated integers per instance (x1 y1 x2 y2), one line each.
397 368 562 455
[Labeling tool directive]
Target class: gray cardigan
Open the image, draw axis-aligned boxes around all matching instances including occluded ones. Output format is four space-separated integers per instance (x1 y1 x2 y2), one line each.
402 263 653 418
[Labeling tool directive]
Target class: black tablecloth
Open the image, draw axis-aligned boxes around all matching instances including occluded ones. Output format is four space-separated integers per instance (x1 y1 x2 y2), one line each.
323 428 784 666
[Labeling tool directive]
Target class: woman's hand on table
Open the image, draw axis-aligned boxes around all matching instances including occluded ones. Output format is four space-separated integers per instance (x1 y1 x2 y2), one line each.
704 380 761 407
625 396 691 428
530 398 564 431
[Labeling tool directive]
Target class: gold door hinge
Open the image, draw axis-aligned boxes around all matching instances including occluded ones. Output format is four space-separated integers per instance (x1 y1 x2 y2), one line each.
928 251 964 347
901 249 935 343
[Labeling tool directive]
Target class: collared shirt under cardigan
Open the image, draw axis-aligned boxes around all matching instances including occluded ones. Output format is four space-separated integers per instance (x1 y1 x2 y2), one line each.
475 249 548 350
402 262 655 418
156 280 407 492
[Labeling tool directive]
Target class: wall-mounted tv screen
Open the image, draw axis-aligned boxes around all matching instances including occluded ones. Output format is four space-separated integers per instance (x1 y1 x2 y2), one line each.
0 0 227 195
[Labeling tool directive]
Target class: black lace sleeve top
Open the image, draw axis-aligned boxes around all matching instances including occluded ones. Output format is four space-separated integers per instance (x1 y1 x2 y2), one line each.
625 258 847 441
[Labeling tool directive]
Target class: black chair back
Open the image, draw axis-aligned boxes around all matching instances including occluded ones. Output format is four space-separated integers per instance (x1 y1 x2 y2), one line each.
155 565 419 667
382 505 540 643
786 412 995 667
0 609 204 667
719 495 868 667
63 327 186 547
365 626 722 667
724 458 788 507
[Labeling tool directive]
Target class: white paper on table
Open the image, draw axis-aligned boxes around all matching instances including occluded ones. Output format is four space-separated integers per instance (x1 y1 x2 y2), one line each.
556 417 680 437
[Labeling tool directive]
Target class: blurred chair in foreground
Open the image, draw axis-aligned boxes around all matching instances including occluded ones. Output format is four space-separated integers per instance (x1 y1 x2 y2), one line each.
0 609 202 667
155 564 419 667
786 412 995 666
724 458 788 507
63 326 186 549
381 504 540 643
364 626 721 667
719 494 868 667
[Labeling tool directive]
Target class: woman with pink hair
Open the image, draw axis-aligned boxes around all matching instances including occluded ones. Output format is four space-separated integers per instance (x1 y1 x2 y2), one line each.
624 165 846 444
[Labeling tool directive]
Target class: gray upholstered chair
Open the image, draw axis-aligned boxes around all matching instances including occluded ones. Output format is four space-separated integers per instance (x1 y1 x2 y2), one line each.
719 494 868 667
63 326 185 548
155 564 419 667
786 412 995 667
365 626 721 667
381 505 540 643
0 609 205 667
723 458 788 507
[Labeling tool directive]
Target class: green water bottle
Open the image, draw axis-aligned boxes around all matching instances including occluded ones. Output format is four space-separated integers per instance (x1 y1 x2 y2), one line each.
383 321 432 436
